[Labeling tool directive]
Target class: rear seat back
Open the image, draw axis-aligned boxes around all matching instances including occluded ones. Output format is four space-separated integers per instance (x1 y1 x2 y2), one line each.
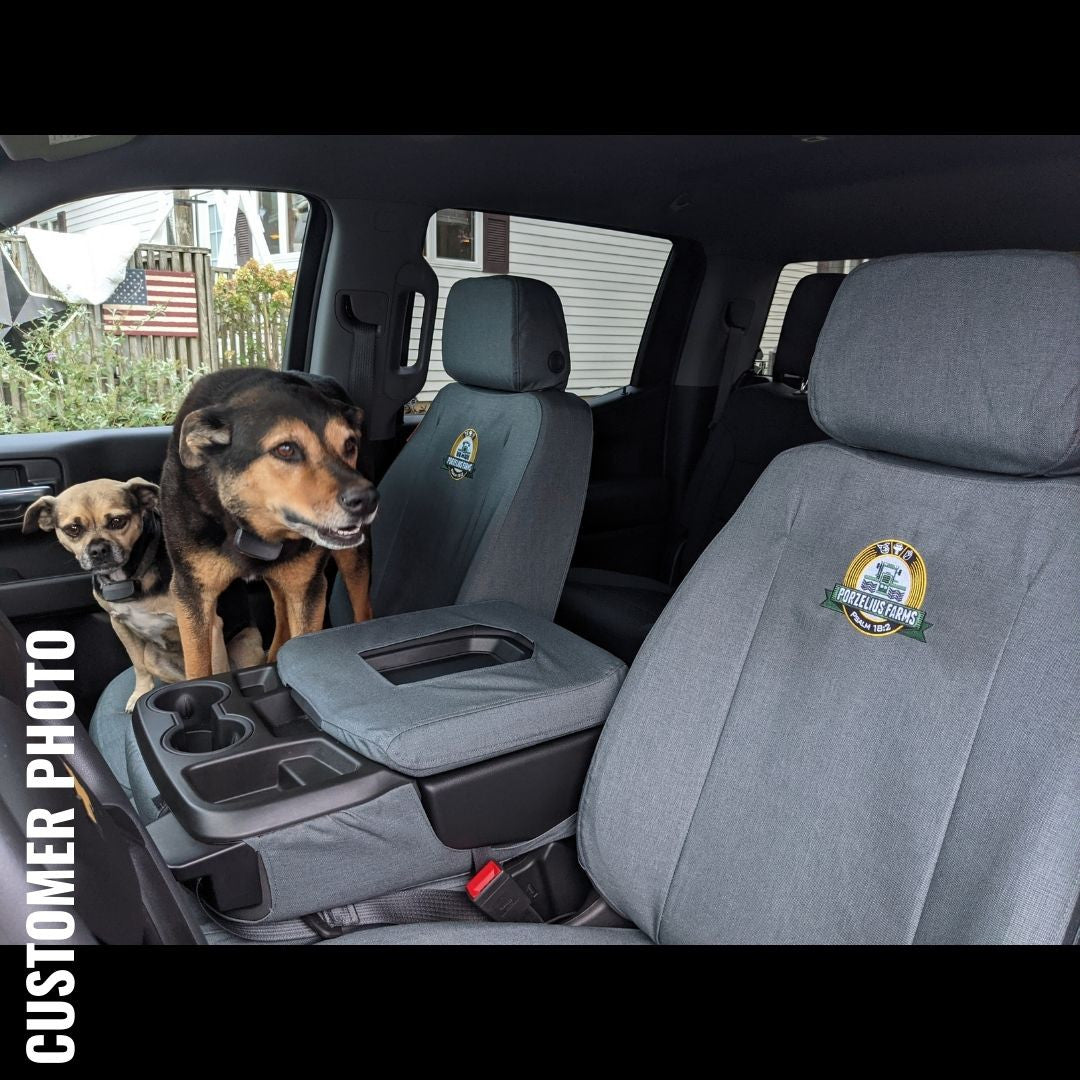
671 272 844 578
556 272 845 663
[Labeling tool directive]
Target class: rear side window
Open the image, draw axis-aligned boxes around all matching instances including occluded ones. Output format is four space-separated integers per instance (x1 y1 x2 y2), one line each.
756 260 863 377
1 188 310 434
412 211 672 409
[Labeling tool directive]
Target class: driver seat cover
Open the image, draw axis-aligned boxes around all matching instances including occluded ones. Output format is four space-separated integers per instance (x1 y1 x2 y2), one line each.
331 273 590 623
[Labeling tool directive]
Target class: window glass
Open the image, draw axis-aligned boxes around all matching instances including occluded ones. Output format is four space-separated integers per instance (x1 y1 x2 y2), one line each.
287 194 309 253
410 211 671 411
755 259 863 376
0 189 308 433
258 191 280 254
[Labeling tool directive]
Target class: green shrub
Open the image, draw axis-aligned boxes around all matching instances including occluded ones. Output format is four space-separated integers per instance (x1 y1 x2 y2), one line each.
0 308 204 434
213 259 294 368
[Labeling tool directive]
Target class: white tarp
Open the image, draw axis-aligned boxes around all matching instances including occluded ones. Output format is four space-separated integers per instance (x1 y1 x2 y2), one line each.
21 224 140 305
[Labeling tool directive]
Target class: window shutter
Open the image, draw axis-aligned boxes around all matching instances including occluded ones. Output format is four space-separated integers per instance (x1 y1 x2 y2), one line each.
482 213 510 274
235 211 253 265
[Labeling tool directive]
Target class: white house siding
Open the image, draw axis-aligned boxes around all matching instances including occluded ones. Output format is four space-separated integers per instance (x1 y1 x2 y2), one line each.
41 191 174 244
417 217 672 401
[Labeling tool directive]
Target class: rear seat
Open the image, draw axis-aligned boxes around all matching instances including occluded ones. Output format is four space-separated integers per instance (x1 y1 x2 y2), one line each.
556 272 845 662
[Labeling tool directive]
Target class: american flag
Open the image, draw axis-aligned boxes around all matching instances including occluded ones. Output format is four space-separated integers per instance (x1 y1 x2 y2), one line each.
102 268 199 337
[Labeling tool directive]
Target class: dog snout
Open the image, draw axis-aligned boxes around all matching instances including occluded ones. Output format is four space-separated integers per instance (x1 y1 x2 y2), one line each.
339 483 379 517
86 538 113 564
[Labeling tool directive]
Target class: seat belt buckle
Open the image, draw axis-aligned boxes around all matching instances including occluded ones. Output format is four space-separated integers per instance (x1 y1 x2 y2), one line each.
301 911 345 940
466 860 543 923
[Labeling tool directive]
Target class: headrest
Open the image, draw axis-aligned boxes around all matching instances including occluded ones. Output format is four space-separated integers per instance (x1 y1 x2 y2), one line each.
809 251 1080 476
773 273 846 385
442 275 571 392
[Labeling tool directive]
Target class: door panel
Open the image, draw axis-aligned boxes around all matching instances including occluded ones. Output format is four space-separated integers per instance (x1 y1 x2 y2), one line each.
0 426 171 620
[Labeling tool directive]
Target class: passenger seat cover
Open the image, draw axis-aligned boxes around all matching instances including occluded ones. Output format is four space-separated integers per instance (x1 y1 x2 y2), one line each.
579 442 1080 944
810 250 1080 476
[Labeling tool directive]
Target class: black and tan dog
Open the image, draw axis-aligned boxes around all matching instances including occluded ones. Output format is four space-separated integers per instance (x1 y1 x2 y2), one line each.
162 368 378 680
22 478 264 709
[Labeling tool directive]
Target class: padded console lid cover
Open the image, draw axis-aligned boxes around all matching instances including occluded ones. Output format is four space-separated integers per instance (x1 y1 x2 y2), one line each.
276 601 626 776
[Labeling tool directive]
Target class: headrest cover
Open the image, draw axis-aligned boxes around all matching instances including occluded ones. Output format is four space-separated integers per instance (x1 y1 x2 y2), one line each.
442 275 571 392
809 251 1080 476
773 273 845 383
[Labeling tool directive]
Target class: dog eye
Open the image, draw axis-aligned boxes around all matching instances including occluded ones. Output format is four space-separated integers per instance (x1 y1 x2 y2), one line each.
343 437 357 457
271 442 300 461
64 524 82 538
107 516 129 530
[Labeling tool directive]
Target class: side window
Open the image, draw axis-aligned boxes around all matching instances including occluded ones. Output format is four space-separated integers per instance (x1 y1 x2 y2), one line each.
0 189 310 434
412 212 672 411
755 260 864 377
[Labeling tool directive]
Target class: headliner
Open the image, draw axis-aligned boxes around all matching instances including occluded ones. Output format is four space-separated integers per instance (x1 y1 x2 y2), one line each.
1 133 1078 260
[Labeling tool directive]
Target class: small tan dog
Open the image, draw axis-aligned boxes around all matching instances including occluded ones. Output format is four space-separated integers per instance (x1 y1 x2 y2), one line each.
23 478 263 710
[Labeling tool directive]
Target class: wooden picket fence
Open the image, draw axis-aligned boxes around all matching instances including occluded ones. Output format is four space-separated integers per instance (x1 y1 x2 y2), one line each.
0 236 286 421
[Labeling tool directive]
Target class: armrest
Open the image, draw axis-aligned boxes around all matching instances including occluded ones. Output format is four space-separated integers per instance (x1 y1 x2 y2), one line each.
277 600 626 776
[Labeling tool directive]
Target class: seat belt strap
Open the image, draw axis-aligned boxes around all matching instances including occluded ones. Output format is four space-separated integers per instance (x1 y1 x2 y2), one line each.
710 297 757 425
197 881 486 944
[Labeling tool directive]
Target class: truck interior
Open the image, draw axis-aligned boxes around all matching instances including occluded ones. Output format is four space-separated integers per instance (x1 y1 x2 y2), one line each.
1 133 1077 946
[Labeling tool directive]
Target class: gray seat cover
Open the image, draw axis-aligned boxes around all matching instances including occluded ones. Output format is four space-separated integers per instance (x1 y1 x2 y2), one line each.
337 250 1080 945
330 273 592 624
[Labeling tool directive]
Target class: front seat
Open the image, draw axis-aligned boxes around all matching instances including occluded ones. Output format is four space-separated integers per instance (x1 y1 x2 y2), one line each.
328 273 590 623
557 272 844 663
326 250 1080 944
91 275 592 819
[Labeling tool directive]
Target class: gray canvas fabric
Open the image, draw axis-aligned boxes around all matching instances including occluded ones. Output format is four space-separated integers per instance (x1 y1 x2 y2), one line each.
88 667 137 801
278 600 625 775
809 251 1080 475
89 668 165 820
578 441 1080 944
243 784 475 921
442 275 571 392
330 381 591 624
325 922 651 945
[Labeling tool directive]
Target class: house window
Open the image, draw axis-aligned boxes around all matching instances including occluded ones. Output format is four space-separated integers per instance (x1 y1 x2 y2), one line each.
286 194 308 253
426 210 483 267
258 192 280 254
208 204 222 264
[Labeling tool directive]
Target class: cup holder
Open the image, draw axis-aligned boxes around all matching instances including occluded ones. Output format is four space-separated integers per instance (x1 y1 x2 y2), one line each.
150 682 253 756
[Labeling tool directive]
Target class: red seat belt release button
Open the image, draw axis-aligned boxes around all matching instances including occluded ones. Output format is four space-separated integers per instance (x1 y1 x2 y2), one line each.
466 860 543 923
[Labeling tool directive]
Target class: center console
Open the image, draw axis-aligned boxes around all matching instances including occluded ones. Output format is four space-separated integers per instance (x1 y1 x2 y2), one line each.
136 600 626 926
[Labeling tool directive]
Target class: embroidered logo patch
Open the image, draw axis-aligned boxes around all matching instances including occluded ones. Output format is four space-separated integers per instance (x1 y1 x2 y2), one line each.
444 428 478 480
822 539 931 641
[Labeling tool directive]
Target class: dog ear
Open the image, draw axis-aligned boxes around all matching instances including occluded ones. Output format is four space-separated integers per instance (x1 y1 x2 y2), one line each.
343 405 364 434
22 495 58 535
125 478 160 510
179 408 232 469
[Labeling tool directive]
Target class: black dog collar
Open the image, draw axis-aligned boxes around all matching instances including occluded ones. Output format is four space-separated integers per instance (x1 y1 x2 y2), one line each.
93 514 161 603
232 527 284 561
96 577 140 602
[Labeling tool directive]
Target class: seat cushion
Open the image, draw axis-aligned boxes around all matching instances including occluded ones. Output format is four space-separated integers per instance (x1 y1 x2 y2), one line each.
89 668 163 822
556 568 673 665
324 921 651 945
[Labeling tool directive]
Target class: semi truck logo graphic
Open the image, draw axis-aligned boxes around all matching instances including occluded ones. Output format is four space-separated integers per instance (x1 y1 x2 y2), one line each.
822 539 931 641
444 428 479 480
